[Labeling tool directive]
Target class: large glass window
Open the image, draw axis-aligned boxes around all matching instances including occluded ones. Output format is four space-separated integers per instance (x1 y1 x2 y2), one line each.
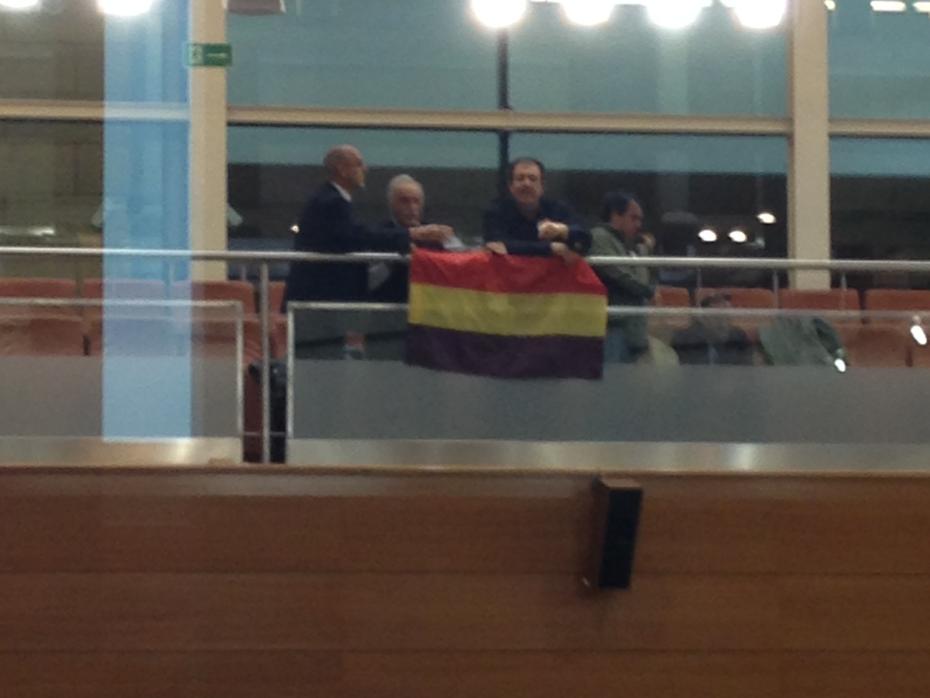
831 138 930 286
0 2 104 101
227 0 498 110
829 2 930 119
227 127 499 248
509 2 787 116
0 118 195 277
510 133 788 270
0 121 102 240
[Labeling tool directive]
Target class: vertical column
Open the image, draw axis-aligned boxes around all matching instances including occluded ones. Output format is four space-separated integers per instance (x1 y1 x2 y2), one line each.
789 0 830 288
189 0 229 280
496 29 511 196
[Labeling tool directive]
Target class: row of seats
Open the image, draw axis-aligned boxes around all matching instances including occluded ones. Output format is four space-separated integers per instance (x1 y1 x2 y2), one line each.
0 278 284 359
649 286 930 369
655 286 930 312
0 314 263 359
9 278 923 314
10 278 930 313
0 277 281 314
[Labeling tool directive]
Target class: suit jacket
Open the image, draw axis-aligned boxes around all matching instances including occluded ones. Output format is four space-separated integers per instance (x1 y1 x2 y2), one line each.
482 196 591 257
285 182 411 303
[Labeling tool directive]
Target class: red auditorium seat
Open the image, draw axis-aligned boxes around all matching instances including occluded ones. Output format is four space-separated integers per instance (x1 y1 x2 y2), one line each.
172 280 257 315
81 279 172 329
0 278 77 299
779 289 861 311
192 316 263 364
910 342 930 369
654 286 691 307
694 287 776 341
864 289 930 313
82 278 167 300
268 281 285 314
0 315 85 356
695 287 776 309
837 325 910 368
0 278 79 318
84 316 179 356
86 315 261 362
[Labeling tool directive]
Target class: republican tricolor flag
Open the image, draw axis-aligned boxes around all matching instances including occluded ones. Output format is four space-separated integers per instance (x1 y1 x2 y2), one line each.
406 249 608 379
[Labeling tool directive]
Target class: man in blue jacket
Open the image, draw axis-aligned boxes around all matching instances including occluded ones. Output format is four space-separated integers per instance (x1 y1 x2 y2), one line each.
482 157 591 263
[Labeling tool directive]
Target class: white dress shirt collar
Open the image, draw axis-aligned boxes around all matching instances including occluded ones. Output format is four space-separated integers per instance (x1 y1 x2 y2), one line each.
331 181 352 202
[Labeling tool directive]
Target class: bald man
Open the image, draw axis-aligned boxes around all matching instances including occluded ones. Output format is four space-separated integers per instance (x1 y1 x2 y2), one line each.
286 145 452 303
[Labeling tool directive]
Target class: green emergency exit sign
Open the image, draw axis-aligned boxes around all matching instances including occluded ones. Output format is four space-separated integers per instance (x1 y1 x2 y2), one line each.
188 43 233 68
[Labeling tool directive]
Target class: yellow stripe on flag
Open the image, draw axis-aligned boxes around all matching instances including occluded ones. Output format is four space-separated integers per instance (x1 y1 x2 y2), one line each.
409 282 607 338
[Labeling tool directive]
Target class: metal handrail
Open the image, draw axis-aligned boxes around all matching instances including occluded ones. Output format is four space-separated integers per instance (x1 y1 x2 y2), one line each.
287 301 928 322
1 245 930 273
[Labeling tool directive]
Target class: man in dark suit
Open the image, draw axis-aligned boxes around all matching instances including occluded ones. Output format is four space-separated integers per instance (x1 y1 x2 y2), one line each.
482 157 591 263
285 145 452 303
370 174 466 303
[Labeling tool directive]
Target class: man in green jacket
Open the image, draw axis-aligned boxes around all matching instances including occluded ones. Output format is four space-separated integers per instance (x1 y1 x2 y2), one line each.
589 191 656 363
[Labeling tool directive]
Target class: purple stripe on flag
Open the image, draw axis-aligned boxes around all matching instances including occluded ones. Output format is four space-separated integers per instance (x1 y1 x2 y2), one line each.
406 325 604 380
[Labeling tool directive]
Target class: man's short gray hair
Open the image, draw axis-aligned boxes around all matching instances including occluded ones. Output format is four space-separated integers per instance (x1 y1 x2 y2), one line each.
386 174 424 203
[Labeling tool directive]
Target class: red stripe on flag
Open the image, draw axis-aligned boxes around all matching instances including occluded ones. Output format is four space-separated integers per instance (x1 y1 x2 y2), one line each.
409 249 606 297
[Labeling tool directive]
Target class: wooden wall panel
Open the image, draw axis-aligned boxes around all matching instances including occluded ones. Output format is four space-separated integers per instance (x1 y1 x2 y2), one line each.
2 573 930 652
636 477 930 575
0 652 342 698
4 474 930 576
0 492 588 574
0 573 776 652
5 651 930 698
1 468 930 697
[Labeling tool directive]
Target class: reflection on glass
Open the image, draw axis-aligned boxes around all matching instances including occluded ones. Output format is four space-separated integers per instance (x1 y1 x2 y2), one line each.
0 2 103 99
228 0 498 109
510 2 787 115
227 127 498 247
830 2 930 118
831 138 930 273
509 132 788 270
287 303 930 452
0 122 103 278
0 297 241 442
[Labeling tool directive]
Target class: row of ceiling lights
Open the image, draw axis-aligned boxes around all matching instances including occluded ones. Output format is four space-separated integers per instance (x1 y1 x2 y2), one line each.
868 1 930 12
697 212 776 244
0 0 153 15
472 0 787 29
5 0 928 19
472 0 930 30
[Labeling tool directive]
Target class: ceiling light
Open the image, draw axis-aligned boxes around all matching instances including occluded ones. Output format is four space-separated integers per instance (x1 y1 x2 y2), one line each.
698 228 718 243
871 1 906 11
0 0 40 9
834 357 847 373
731 0 786 29
757 212 777 225
646 0 704 29
916 2 930 14
728 229 748 243
825 0 836 9
911 318 927 346
561 0 614 26
290 224 300 234
98 0 154 16
471 0 528 29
